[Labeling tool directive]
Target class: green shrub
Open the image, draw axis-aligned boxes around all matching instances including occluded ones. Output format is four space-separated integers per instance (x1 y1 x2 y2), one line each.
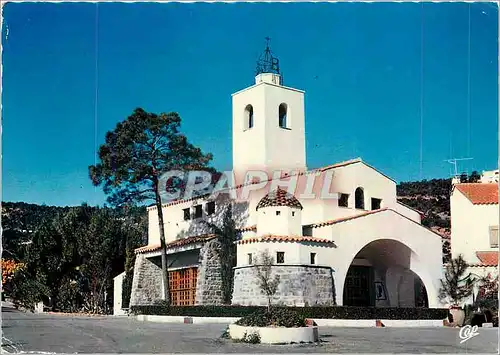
130 304 448 320
242 331 261 344
236 308 307 327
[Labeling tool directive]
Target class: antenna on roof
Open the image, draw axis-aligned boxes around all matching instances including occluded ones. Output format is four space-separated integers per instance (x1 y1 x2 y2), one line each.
445 157 473 181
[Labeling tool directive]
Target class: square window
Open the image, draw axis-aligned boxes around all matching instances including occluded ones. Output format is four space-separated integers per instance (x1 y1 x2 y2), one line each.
248 253 253 265
276 252 285 264
194 205 202 219
183 208 190 221
371 198 382 210
206 201 216 215
276 210 281 216
310 253 316 265
490 226 499 248
339 193 349 207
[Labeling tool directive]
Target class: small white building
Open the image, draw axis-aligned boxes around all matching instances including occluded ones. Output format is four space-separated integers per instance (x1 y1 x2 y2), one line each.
450 182 499 280
128 44 444 310
481 169 499 184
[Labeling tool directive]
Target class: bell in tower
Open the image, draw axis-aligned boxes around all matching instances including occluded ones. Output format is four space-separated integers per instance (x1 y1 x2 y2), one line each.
255 37 283 86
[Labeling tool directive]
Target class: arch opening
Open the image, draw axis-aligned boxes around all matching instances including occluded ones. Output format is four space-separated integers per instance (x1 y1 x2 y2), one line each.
244 104 254 130
355 187 364 210
342 239 429 308
278 103 288 128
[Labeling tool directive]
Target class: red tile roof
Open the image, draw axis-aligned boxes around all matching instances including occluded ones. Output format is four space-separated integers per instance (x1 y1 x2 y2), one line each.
454 183 499 205
307 208 389 228
135 234 216 254
473 251 499 267
311 158 362 172
430 226 451 240
237 225 257 232
148 158 388 210
304 207 443 239
256 187 303 210
237 234 334 245
397 201 424 216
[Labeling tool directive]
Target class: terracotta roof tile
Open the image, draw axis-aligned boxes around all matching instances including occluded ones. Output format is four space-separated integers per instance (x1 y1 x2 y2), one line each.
473 251 499 267
430 226 451 239
256 187 303 210
454 183 498 205
312 158 362 172
148 158 370 210
237 225 257 232
238 235 334 245
135 234 216 254
307 208 389 228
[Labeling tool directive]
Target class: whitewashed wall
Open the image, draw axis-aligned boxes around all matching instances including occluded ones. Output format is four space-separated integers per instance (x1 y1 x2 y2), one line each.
450 189 499 263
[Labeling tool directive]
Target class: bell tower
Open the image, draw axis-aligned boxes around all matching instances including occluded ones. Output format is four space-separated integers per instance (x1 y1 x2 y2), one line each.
232 38 307 176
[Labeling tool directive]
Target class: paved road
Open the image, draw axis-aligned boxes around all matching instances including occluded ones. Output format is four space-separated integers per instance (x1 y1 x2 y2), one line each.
2 307 498 353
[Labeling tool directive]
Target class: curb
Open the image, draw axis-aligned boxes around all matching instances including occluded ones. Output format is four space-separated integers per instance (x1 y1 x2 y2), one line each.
45 312 108 317
138 315 448 327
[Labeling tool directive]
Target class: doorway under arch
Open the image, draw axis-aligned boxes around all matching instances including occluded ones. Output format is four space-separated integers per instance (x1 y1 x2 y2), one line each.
342 239 429 307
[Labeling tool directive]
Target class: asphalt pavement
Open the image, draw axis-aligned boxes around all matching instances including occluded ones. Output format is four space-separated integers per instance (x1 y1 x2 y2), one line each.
2 307 498 353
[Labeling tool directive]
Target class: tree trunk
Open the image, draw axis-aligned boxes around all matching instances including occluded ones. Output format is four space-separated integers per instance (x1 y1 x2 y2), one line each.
154 183 170 305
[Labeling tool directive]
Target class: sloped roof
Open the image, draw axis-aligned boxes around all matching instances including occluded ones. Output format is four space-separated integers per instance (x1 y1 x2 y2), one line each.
135 234 216 254
304 207 442 239
237 234 334 245
454 183 498 205
148 158 393 210
472 251 499 267
256 187 303 210
307 208 389 228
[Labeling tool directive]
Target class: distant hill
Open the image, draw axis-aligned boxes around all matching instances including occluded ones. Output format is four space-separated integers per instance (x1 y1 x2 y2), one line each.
396 178 452 230
396 172 480 264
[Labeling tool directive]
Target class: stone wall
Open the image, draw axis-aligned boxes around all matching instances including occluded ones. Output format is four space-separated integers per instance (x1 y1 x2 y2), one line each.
195 239 224 305
129 254 164 306
232 265 336 306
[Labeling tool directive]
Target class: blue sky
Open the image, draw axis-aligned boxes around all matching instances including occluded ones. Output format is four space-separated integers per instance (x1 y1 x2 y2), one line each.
2 2 498 207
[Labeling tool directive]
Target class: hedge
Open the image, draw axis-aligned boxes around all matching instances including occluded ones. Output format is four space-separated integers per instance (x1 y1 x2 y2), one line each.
130 304 448 320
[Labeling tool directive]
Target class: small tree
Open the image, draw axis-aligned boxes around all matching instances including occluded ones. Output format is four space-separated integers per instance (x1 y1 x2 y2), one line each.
253 250 280 312
439 254 474 307
468 171 481 183
89 108 213 304
475 273 498 311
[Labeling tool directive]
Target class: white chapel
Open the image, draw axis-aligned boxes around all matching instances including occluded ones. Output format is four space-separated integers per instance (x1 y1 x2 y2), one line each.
126 43 444 310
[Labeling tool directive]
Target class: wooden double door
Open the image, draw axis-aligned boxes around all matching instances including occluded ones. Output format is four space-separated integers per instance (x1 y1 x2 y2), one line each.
168 267 198 306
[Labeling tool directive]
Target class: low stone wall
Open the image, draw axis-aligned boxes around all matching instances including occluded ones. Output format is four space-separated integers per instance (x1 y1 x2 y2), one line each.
231 265 335 306
195 239 224 305
129 254 163 306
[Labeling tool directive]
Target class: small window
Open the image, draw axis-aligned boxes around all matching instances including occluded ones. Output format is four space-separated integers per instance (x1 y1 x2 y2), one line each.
310 253 316 265
355 187 365 210
194 205 203 219
339 193 349 207
183 208 191 221
206 201 215 215
371 198 382 210
245 104 254 130
276 210 281 216
490 226 499 248
248 253 253 265
278 103 287 128
276 252 285 264
292 211 295 217
303 226 313 236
